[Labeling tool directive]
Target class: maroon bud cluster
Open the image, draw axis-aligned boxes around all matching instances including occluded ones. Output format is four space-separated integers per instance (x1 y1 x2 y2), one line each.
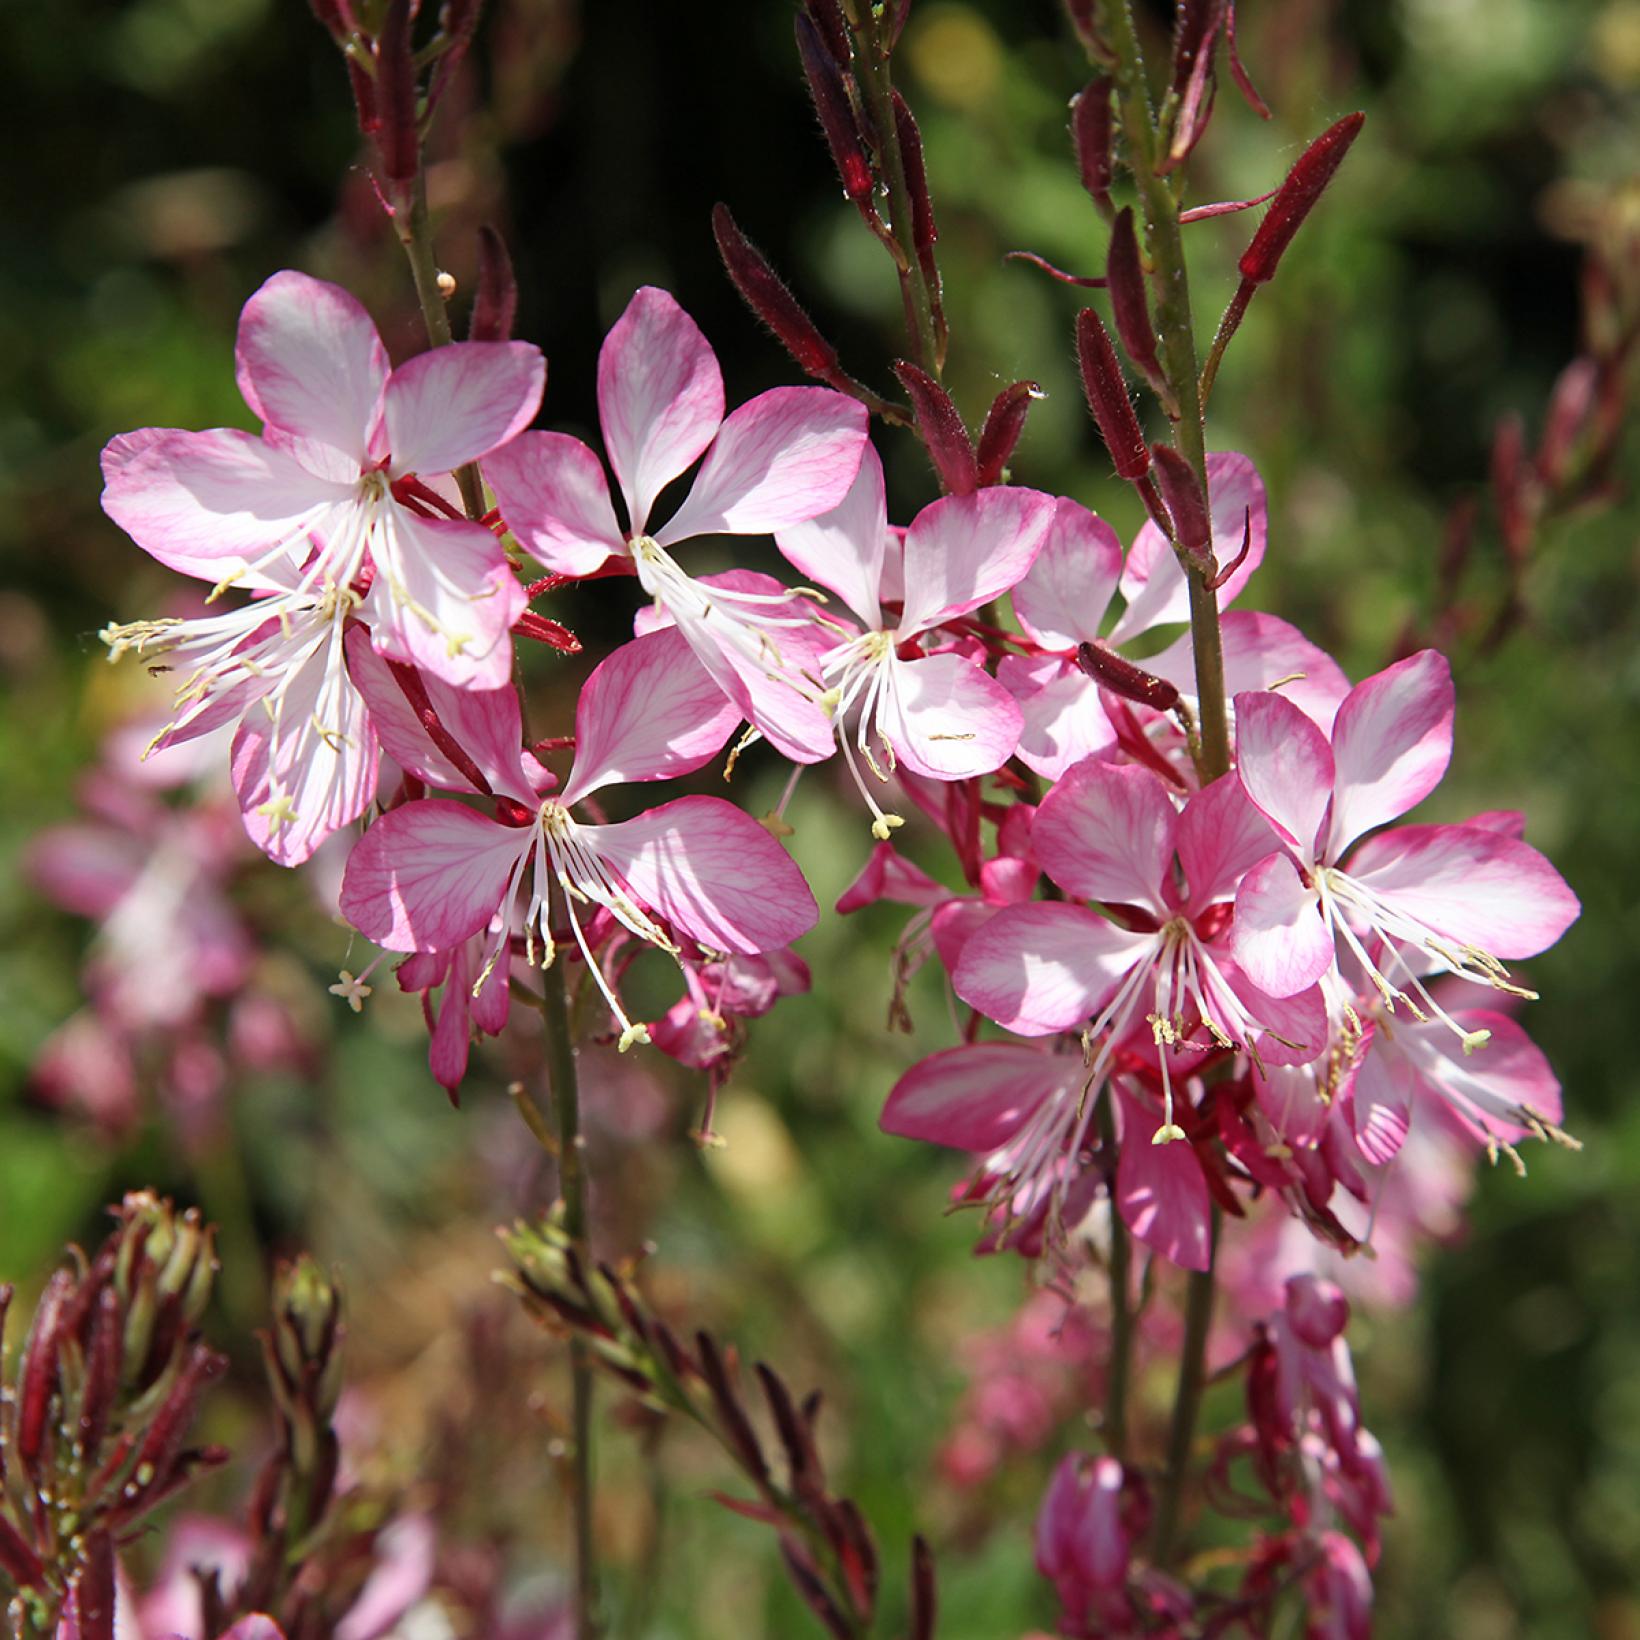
0 1195 226 1628
505 1211 940 1640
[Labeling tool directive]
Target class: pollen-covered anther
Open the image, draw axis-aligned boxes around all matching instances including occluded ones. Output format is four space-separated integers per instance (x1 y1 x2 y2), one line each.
329 969 373 1012
870 812 905 842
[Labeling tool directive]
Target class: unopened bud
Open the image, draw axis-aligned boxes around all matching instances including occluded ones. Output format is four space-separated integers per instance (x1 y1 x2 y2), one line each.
1076 642 1180 711
975 380 1043 486
893 362 977 495
375 0 421 188
1107 208 1165 394
1150 445 1213 564
1536 357 1599 489
1075 308 1148 481
796 13 873 205
802 0 851 67
1238 113 1365 286
1164 0 1222 170
468 224 518 342
712 204 840 380
892 91 937 258
1071 79 1114 213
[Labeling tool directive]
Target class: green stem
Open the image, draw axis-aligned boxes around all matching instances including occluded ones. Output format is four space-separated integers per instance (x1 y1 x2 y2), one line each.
1098 1098 1132 1464
392 170 487 520
1089 0 1232 1567
850 9 941 375
537 939 600 1639
1151 1209 1219 1566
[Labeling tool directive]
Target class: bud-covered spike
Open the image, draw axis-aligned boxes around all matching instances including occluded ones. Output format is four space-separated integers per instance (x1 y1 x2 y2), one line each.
1075 308 1149 481
468 223 519 343
375 0 421 189
975 380 1043 486
1077 641 1182 711
1239 112 1366 286
712 203 841 380
796 13 874 206
893 362 978 495
1071 79 1115 213
1107 208 1167 396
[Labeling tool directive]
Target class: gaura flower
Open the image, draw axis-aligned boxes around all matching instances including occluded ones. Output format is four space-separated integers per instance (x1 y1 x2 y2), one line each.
483 285 868 762
102 270 544 691
340 626 818 1048
775 445 1055 834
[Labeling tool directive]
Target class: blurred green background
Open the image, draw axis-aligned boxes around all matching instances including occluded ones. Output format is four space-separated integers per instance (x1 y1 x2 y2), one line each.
2 1 1638 1635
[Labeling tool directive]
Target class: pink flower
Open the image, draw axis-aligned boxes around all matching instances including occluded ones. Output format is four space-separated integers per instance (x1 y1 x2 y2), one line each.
1230 650 1580 1034
340 627 818 1048
997 459 1345 783
484 286 868 761
103 271 543 690
951 763 1324 1188
776 445 1055 832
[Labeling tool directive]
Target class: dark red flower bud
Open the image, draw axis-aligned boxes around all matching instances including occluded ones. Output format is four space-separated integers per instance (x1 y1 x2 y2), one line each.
1070 79 1114 212
1238 113 1365 286
803 0 851 67
1077 641 1181 711
756 1361 823 1502
468 224 518 343
375 0 421 188
430 0 483 109
830 1496 878 1618
796 13 874 205
308 0 354 40
975 380 1042 486
72 1532 117 1640
514 609 582 652
17 1269 71 1477
77 1287 123 1466
346 55 380 138
781 1539 854 1640
696 1332 768 1488
891 91 937 257
909 1535 938 1640
893 362 977 494
1107 207 1165 393
0 1512 43 1590
712 204 840 380
1536 357 1599 489
1075 308 1148 481
1490 412 1532 564
1151 444 1213 562
1165 0 1225 171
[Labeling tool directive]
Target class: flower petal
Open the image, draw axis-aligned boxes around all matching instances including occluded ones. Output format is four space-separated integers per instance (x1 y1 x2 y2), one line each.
598 287 725 534
1011 497 1123 650
998 656 1118 782
1351 1043 1414 1164
1115 1086 1212 1269
100 427 348 582
1234 688 1336 859
1326 649 1453 853
774 441 888 626
1231 851 1333 997
363 506 527 690
561 628 741 804
1343 823 1580 960
896 486 1057 636
484 430 628 576
1177 772 1280 908
836 841 946 914
877 652 1022 781
1031 759 1179 916
881 1043 1080 1152
340 800 528 952
588 796 818 953
954 901 1152 1036
1110 450 1266 642
235 270 388 470
344 626 535 800
385 341 545 476
656 387 868 545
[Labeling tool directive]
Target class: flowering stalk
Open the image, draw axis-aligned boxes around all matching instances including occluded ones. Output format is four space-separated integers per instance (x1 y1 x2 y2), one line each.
1085 0 1229 1563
